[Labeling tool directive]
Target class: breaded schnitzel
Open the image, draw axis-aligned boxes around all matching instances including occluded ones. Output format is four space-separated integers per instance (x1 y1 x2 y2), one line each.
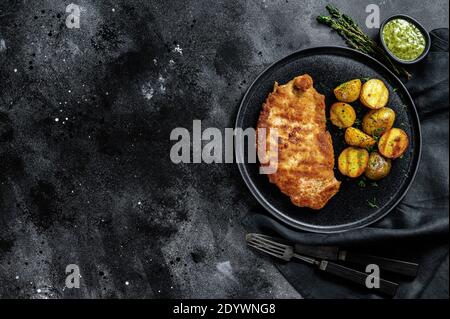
257 74 341 210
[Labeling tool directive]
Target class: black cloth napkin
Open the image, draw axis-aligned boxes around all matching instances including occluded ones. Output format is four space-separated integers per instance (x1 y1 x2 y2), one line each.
243 29 449 299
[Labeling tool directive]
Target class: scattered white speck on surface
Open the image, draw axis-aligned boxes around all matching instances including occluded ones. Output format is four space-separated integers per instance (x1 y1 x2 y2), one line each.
0 39 6 52
169 59 175 66
153 58 158 65
37 289 41 293
125 281 129 285
68 90 71 93
173 44 183 55
141 83 154 100
138 201 142 206
14 68 17 73
65 117 69 121
158 75 166 93
15 276 19 280
112 8 115 12
54 118 59 122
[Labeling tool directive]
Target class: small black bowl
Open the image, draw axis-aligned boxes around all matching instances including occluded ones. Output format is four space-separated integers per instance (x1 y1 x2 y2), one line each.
379 14 431 65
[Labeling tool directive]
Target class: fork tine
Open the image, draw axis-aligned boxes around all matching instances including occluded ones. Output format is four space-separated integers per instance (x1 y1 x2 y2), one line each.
248 241 286 255
252 236 289 249
247 239 286 254
247 234 290 249
257 234 290 244
250 233 283 241
247 243 289 261
247 236 289 252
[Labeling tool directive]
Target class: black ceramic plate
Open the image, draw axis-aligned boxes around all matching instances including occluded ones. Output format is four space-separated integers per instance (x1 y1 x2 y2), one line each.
235 46 422 233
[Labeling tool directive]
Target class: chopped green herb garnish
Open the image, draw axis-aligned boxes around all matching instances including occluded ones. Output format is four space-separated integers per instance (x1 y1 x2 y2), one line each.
372 127 384 142
366 145 376 153
374 127 384 135
358 179 366 188
367 197 379 208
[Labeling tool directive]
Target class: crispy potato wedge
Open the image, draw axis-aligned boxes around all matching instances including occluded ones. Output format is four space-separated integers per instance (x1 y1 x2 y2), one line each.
345 127 376 149
362 107 396 137
378 128 409 159
338 147 369 178
365 152 392 180
360 79 389 109
330 102 356 128
334 79 362 103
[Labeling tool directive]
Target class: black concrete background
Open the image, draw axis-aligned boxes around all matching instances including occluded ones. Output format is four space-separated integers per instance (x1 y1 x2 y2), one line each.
0 0 448 298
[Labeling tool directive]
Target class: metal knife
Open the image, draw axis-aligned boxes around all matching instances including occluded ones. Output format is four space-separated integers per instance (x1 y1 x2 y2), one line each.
246 233 399 297
294 243 419 277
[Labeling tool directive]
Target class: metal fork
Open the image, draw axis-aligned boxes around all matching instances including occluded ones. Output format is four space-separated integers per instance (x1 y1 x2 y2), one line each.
246 233 320 265
246 233 398 297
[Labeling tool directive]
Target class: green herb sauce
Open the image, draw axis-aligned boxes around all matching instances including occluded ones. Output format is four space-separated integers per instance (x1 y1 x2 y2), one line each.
382 19 426 61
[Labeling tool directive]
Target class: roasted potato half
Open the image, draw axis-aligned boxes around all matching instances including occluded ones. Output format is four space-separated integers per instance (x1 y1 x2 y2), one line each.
365 152 392 180
378 128 409 159
334 79 362 103
345 127 376 149
330 103 356 128
362 107 396 137
360 79 389 109
338 147 369 178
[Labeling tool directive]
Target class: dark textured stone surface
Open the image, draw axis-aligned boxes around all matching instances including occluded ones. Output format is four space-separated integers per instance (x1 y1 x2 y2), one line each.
0 0 448 298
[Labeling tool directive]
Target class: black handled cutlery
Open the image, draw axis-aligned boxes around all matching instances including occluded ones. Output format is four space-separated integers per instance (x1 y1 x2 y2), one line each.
294 243 419 277
246 233 400 297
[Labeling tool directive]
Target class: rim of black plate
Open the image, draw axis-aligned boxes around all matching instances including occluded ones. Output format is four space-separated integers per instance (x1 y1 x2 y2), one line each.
234 45 422 234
